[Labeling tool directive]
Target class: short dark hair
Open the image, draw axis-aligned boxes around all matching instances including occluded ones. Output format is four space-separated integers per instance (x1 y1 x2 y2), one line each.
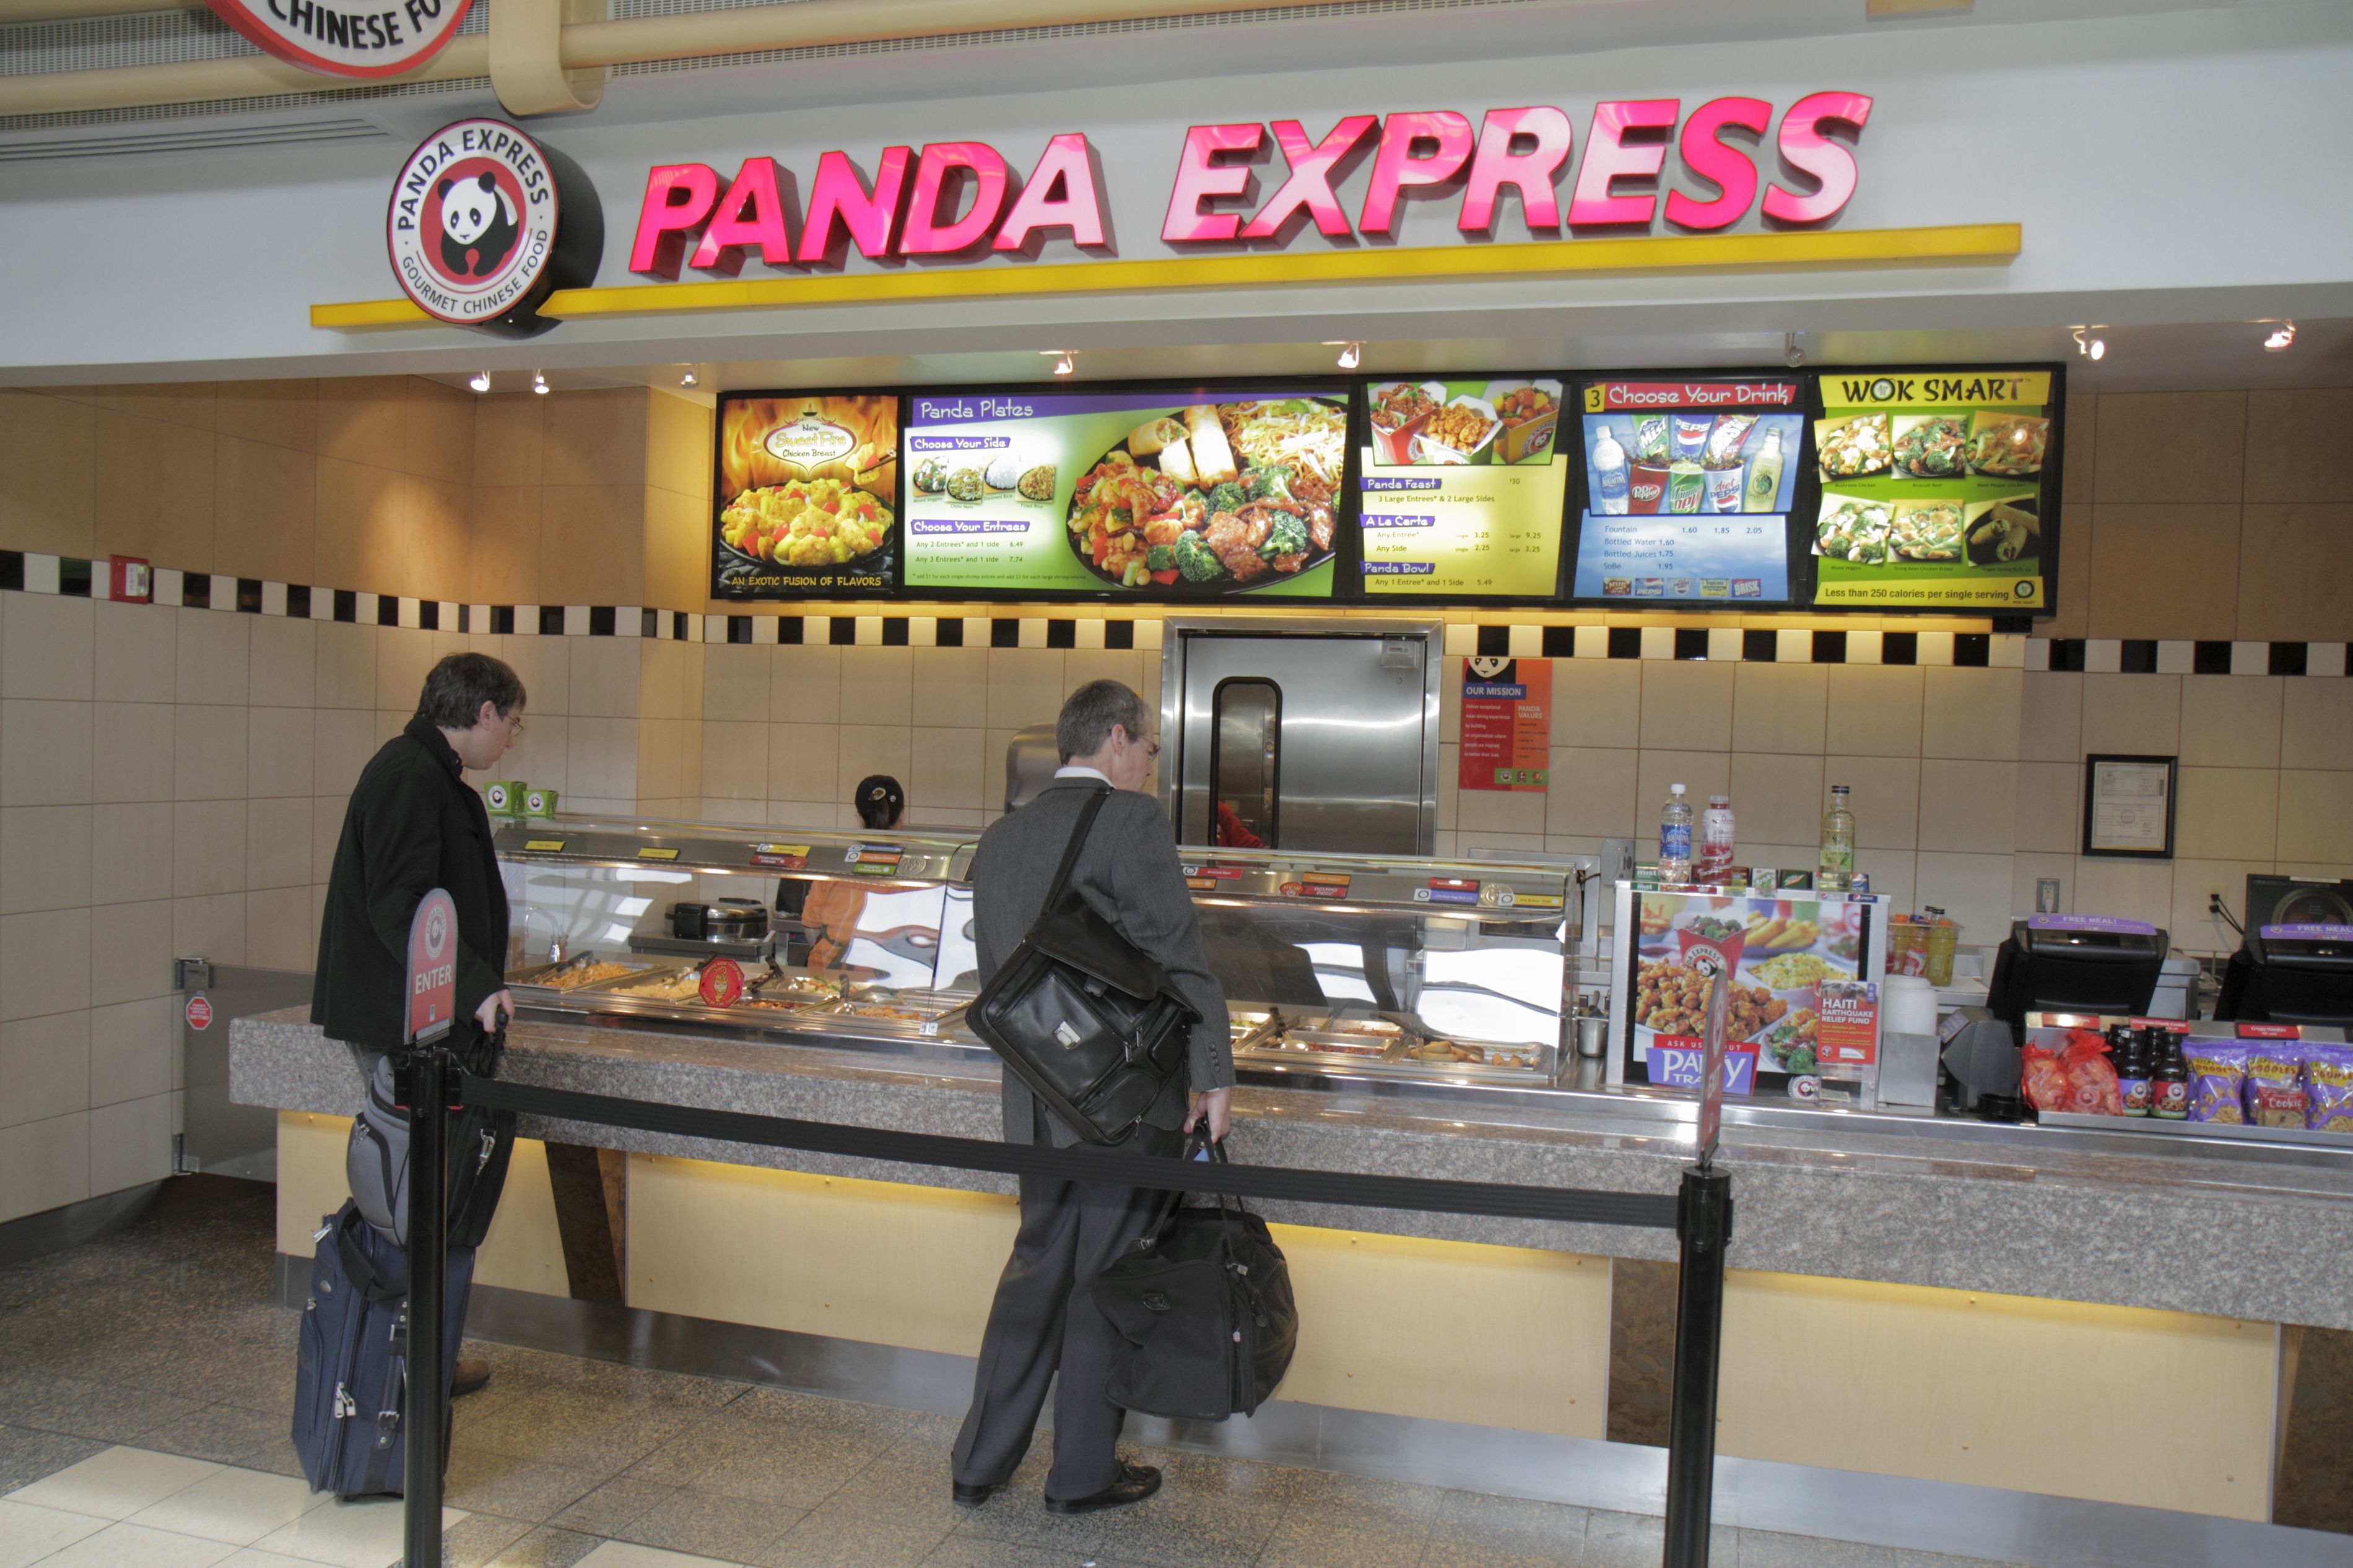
854 774 904 829
416 653 526 730
1056 679 1150 763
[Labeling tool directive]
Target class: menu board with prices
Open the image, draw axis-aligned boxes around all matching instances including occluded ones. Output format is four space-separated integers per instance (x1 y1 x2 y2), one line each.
902 389 1345 599
1358 378 1569 598
1570 378 1803 605
713 393 902 599
1811 366 2062 611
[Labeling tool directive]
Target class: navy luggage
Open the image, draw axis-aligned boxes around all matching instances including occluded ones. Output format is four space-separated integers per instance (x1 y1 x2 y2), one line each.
291 1200 475 1499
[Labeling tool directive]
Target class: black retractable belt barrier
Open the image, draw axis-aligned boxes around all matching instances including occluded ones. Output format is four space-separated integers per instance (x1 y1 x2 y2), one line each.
401 1072 1731 1568
401 1043 453 1568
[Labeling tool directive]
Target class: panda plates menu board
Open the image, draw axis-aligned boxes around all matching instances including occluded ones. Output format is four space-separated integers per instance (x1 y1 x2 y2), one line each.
1570 378 1803 605
1810 367 2061 612
1358 378 1570 598
711 393 902 599
902 389 1345 599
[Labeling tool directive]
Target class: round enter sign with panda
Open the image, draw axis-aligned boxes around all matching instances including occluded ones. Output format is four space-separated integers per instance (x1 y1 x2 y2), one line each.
386 118 603 337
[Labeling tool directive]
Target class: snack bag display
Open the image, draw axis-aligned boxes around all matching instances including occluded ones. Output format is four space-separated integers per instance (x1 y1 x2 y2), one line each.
2185 1043 2251 1124
2303 1044 2353 1133
2243 1043 2307 1128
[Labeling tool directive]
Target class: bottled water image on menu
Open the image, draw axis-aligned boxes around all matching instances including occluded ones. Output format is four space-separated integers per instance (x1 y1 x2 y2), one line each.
1590 422 1629 514
1659 782 1693 883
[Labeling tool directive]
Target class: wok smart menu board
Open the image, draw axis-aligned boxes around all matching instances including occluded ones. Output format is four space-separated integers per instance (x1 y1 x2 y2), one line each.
1570 378 1803 604
1358 378 1570 598
902 389 1345 599
1811 366 2062 612
711 393 901 599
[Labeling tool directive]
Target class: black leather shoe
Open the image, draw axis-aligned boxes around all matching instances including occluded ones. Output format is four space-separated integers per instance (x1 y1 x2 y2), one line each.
1045 1462 1161 1515
951 1479 1000 1509
451 1359 491 1400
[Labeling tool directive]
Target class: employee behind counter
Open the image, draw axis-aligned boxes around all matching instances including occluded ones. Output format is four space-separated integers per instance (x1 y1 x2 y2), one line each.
775 773 905 967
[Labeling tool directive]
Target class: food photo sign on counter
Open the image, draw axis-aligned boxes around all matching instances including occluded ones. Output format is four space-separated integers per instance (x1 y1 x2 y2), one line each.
712 392 901 598
1359 377 1568 599
1569 376 1804 605
901 387 1345 599
1605 881 1889 1093
1811 366 2064 611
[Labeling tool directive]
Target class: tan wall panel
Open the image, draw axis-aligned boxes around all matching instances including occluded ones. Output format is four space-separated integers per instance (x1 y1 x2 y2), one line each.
1717 1268 2277 1520
274 1111 571 1298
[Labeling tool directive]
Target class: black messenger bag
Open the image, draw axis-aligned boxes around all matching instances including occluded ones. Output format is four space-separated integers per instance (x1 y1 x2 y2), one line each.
968 784 1199 1146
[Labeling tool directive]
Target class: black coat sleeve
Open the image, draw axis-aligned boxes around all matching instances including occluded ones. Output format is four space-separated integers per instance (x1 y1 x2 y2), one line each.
354 758 503 1021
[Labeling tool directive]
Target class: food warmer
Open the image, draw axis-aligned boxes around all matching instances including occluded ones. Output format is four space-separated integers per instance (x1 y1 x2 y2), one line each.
495 817 1578 1086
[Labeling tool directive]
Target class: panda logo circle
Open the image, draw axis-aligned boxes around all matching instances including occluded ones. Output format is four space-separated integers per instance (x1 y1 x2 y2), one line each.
386 119 563 328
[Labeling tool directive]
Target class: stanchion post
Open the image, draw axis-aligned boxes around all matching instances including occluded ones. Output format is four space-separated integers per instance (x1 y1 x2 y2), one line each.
404 1042 449 1568
1662 1165 1732 1568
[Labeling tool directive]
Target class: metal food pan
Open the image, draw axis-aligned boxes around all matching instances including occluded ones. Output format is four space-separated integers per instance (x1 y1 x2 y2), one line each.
508 954 664 995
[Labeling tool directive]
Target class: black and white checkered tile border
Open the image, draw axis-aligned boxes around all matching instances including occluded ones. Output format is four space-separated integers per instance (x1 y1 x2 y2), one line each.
3 552 2344 674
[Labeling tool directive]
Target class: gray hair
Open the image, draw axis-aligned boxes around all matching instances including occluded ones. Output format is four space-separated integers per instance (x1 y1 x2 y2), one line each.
1056 679 1150 763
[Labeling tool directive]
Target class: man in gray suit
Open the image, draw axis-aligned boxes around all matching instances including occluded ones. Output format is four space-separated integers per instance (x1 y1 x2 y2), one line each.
950 678 1234 1516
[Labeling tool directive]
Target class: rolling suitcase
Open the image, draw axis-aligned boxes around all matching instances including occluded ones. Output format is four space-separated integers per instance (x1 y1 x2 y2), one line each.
291 1200 475 1499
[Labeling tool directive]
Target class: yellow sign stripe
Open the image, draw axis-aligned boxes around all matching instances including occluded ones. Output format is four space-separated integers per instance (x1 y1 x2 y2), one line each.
311 222 2017 331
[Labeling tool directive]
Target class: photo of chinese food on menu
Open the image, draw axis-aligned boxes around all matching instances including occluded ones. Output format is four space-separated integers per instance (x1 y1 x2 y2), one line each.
1812 368 2058 610
902 388 1345 597
1624 890 1875 1080
1359 378 1569 597
1569 379 1801 604
712 393 900 599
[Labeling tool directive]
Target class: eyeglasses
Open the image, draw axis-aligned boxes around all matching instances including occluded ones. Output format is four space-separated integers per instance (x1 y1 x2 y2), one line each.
506 714 526 739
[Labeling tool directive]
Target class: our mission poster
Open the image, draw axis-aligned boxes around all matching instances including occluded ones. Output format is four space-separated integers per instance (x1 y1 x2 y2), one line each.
1811 366 2060 611
711 392 901 599
1359 378 1568 597
902 389 1344 599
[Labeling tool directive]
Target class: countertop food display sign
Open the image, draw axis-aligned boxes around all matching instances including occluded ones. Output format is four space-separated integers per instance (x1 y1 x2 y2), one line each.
1612 886 1882 1085
1570 378 1803 604
1359 378 1568 597
902 389 1344 599
1811 367 2061 611
713 393 900 599
1458 657 1549 792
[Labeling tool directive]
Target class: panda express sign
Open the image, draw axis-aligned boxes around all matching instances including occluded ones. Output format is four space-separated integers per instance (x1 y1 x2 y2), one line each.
203 0 472 77
386 119 602 336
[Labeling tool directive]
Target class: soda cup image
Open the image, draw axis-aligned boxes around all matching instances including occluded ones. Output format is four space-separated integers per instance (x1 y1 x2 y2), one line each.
1666 460 1707 514
1706 463 1746 513
1628 461 1669 514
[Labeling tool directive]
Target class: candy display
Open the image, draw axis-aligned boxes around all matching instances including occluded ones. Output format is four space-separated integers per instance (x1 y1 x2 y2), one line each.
2304 1045 2353 1133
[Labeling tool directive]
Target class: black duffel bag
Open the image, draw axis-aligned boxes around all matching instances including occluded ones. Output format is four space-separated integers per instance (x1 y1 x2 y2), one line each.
967 784 1198 1146
346 1025 516 1250
1092 1138 1297 1421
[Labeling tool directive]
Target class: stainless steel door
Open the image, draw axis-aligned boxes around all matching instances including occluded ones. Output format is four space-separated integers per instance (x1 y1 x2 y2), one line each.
178 959 313 1180
1160 619 1440 855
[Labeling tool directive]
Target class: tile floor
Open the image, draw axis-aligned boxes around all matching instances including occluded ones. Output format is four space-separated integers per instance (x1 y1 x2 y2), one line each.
0 1179 2033 1568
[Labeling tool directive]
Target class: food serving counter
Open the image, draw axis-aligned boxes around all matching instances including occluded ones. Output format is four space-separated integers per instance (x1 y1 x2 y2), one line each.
226 811 2353 1555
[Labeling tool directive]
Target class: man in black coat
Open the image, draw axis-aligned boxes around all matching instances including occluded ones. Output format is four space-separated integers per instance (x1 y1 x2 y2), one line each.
313 652 526 1397
949 680 1233 1517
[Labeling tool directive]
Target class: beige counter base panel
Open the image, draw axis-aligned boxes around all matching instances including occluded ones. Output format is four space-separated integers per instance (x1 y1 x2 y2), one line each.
1717 1269 2282 1522
627 1152 1612 1440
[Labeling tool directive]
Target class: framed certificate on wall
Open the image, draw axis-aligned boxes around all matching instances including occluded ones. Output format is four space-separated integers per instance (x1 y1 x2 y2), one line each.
2082 754 2177 859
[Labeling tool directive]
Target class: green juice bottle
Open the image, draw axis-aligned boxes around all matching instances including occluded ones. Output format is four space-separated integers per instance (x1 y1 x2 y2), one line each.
1743 427 1785 511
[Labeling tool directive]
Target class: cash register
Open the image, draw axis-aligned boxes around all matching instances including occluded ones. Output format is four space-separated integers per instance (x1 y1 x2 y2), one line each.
1944 916 2171 1112
2217 921 2353 1028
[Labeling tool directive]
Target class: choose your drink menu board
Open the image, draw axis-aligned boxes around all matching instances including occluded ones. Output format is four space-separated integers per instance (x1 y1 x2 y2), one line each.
712 392 901 599
902 389 1346 599
1811 367 2061 611
1358 378 1570 597
1570 378 1803 604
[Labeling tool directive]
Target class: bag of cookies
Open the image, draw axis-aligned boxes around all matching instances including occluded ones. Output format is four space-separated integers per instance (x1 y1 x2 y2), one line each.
2243 1043 2307 1128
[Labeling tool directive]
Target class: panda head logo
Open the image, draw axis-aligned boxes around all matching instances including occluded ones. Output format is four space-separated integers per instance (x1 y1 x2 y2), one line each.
435 170 520 280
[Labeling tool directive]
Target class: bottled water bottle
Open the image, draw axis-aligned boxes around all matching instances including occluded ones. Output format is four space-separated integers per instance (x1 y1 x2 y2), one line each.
1659 782 1693 882
1818 784 1855 891
1697 794 1736 882
1591 422 1629 515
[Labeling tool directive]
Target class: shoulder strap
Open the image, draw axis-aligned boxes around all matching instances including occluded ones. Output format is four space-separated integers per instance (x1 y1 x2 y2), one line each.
1040 784 1113 914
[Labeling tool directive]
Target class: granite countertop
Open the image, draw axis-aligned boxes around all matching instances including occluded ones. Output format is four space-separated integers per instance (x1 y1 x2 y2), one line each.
231 1008 2353 1331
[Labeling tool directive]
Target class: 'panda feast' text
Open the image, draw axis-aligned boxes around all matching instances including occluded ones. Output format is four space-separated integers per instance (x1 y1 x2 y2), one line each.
393 129 549 234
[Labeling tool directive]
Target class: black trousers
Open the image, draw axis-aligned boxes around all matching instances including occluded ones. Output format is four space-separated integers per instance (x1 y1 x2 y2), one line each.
950 1111 1180 1499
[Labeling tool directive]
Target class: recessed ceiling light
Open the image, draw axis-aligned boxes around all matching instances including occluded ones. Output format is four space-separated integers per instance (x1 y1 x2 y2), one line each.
468 371 490 393
531 371 549 394
681 368 700 387
2263 321 2295 352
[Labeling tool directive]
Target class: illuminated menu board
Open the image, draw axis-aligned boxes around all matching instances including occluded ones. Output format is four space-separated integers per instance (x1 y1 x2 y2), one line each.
1811 367 2059 612
902 388 1345 599
711 392 901 599
1358 378 1569 598
1569 378 1803 605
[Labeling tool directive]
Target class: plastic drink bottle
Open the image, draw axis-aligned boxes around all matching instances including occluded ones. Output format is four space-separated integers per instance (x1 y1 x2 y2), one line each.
1591 423 1629 514
1818 784 1855 892
1744 427 1785 511
1697 795 1736 882
1659 783 1693 882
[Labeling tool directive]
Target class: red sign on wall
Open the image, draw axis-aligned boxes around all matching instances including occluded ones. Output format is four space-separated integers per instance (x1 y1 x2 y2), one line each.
1458 657 1550 792
185 995 213 1032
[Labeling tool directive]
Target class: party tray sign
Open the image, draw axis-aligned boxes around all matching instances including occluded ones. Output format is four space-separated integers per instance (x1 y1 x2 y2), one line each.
1811 366 2063 612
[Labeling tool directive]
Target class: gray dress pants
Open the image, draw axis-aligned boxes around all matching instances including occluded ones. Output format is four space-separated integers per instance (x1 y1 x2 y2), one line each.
950 1109 1180 1499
